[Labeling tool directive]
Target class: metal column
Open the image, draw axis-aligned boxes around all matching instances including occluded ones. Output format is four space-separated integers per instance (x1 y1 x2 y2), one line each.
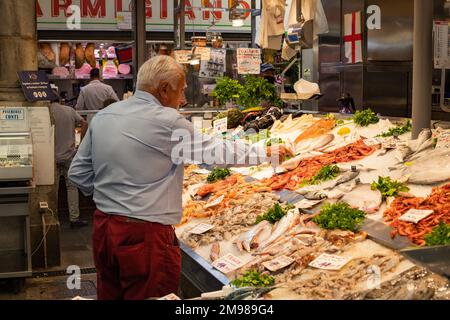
411 0 433 138
132 0 147 87
251 0 256 47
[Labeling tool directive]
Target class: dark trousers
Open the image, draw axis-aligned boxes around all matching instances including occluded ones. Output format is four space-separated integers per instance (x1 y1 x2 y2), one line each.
93 209 181 300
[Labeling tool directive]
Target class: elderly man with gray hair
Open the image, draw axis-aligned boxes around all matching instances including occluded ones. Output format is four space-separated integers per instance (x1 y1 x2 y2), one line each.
69 55 292 300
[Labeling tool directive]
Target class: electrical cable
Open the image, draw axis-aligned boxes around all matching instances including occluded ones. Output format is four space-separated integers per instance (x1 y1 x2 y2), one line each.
31 207 56 257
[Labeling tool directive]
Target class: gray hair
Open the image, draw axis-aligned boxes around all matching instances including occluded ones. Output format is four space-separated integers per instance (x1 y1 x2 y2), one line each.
136 55 184 91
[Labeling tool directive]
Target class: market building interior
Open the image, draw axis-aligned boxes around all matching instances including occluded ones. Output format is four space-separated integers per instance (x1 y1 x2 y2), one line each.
0 0 449 300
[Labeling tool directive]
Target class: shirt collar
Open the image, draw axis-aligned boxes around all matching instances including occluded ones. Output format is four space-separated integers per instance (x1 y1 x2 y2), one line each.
90 80 101 84
134 90 161 105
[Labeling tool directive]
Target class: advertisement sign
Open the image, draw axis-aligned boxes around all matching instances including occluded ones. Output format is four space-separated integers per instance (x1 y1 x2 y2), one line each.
237 48 261 74
37 0 252 32
17 71 56 102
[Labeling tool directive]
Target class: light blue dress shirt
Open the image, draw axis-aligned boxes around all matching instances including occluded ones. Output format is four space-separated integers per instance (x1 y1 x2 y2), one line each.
68 90 268 225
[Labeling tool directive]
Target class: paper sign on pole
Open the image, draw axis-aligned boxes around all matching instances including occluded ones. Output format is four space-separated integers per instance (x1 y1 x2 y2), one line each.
174 50 192 64
194 47 211 61
237 48 261 74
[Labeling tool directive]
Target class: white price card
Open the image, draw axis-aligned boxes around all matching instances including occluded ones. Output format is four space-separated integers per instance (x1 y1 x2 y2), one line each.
158 293 181 300
204 194 225 208
399 209 434 224
263 255 295 272
213 117 228 135
363 137 382 147
212 253 244 274
309 254 352 271
188 223 214 235
192 168 211 175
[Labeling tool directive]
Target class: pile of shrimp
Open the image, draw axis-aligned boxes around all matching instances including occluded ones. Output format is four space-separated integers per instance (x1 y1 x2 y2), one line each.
179 174 272 225
384 183 450 246
263 139 377 190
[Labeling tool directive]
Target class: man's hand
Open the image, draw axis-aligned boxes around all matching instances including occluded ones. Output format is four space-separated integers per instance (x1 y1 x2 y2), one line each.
266 145 295 165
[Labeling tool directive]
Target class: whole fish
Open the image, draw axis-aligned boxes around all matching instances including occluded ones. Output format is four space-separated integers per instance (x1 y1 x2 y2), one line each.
404 148 450 184
257 210 299 251
341 184 382 213
250 222 273 250
210 242 220 262
238 220 270 252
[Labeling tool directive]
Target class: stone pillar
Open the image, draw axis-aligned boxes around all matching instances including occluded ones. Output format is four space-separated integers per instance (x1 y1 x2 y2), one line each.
0 0 38 101
0 0 60 269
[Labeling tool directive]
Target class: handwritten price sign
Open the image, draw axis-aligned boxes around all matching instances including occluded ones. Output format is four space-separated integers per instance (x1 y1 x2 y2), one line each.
309 254 352 271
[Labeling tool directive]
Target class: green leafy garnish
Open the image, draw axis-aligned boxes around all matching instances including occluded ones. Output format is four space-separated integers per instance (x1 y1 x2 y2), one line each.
353 109 380 127
371 176 410 199
425 222 450 246
378 120 412 138
256 203 295 224
299 165 340 187
266 138 284 147
238 76 282 108
207 168 231 183
212 77 243 105
312 202 366 232
231 270 275 288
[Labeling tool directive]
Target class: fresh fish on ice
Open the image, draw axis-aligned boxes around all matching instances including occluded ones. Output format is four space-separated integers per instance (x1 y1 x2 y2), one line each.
341 184 383 213
304 190 328 200
326 178 360 199
257 210 299 251
337 164 376 172
295 134 335 154
403 148 450 184
296 171 359 198
210 242 221 262
235 220 271 252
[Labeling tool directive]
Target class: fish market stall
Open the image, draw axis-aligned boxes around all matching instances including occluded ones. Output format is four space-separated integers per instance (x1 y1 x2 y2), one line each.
177 110 450 300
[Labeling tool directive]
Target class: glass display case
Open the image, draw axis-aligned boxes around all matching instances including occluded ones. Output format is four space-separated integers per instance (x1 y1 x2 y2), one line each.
0 132 33 182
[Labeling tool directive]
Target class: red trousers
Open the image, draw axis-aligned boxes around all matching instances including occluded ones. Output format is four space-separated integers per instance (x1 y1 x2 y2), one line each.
92 209 181 300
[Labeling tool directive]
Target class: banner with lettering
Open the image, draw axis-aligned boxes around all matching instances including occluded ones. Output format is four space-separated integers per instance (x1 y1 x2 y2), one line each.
37 0 253 32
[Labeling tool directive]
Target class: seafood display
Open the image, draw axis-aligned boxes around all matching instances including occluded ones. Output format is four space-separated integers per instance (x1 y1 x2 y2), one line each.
285 254 403 300
180 192 279 248
178 113 450 300
345 267 450 300
264 139 376 190
383 183 450 246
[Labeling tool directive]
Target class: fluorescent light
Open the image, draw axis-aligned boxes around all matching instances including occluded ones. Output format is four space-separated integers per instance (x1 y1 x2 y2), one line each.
232 19 245 27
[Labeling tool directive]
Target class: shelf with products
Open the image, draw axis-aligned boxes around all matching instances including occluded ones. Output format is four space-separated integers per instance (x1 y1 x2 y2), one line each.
38 41 133 80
